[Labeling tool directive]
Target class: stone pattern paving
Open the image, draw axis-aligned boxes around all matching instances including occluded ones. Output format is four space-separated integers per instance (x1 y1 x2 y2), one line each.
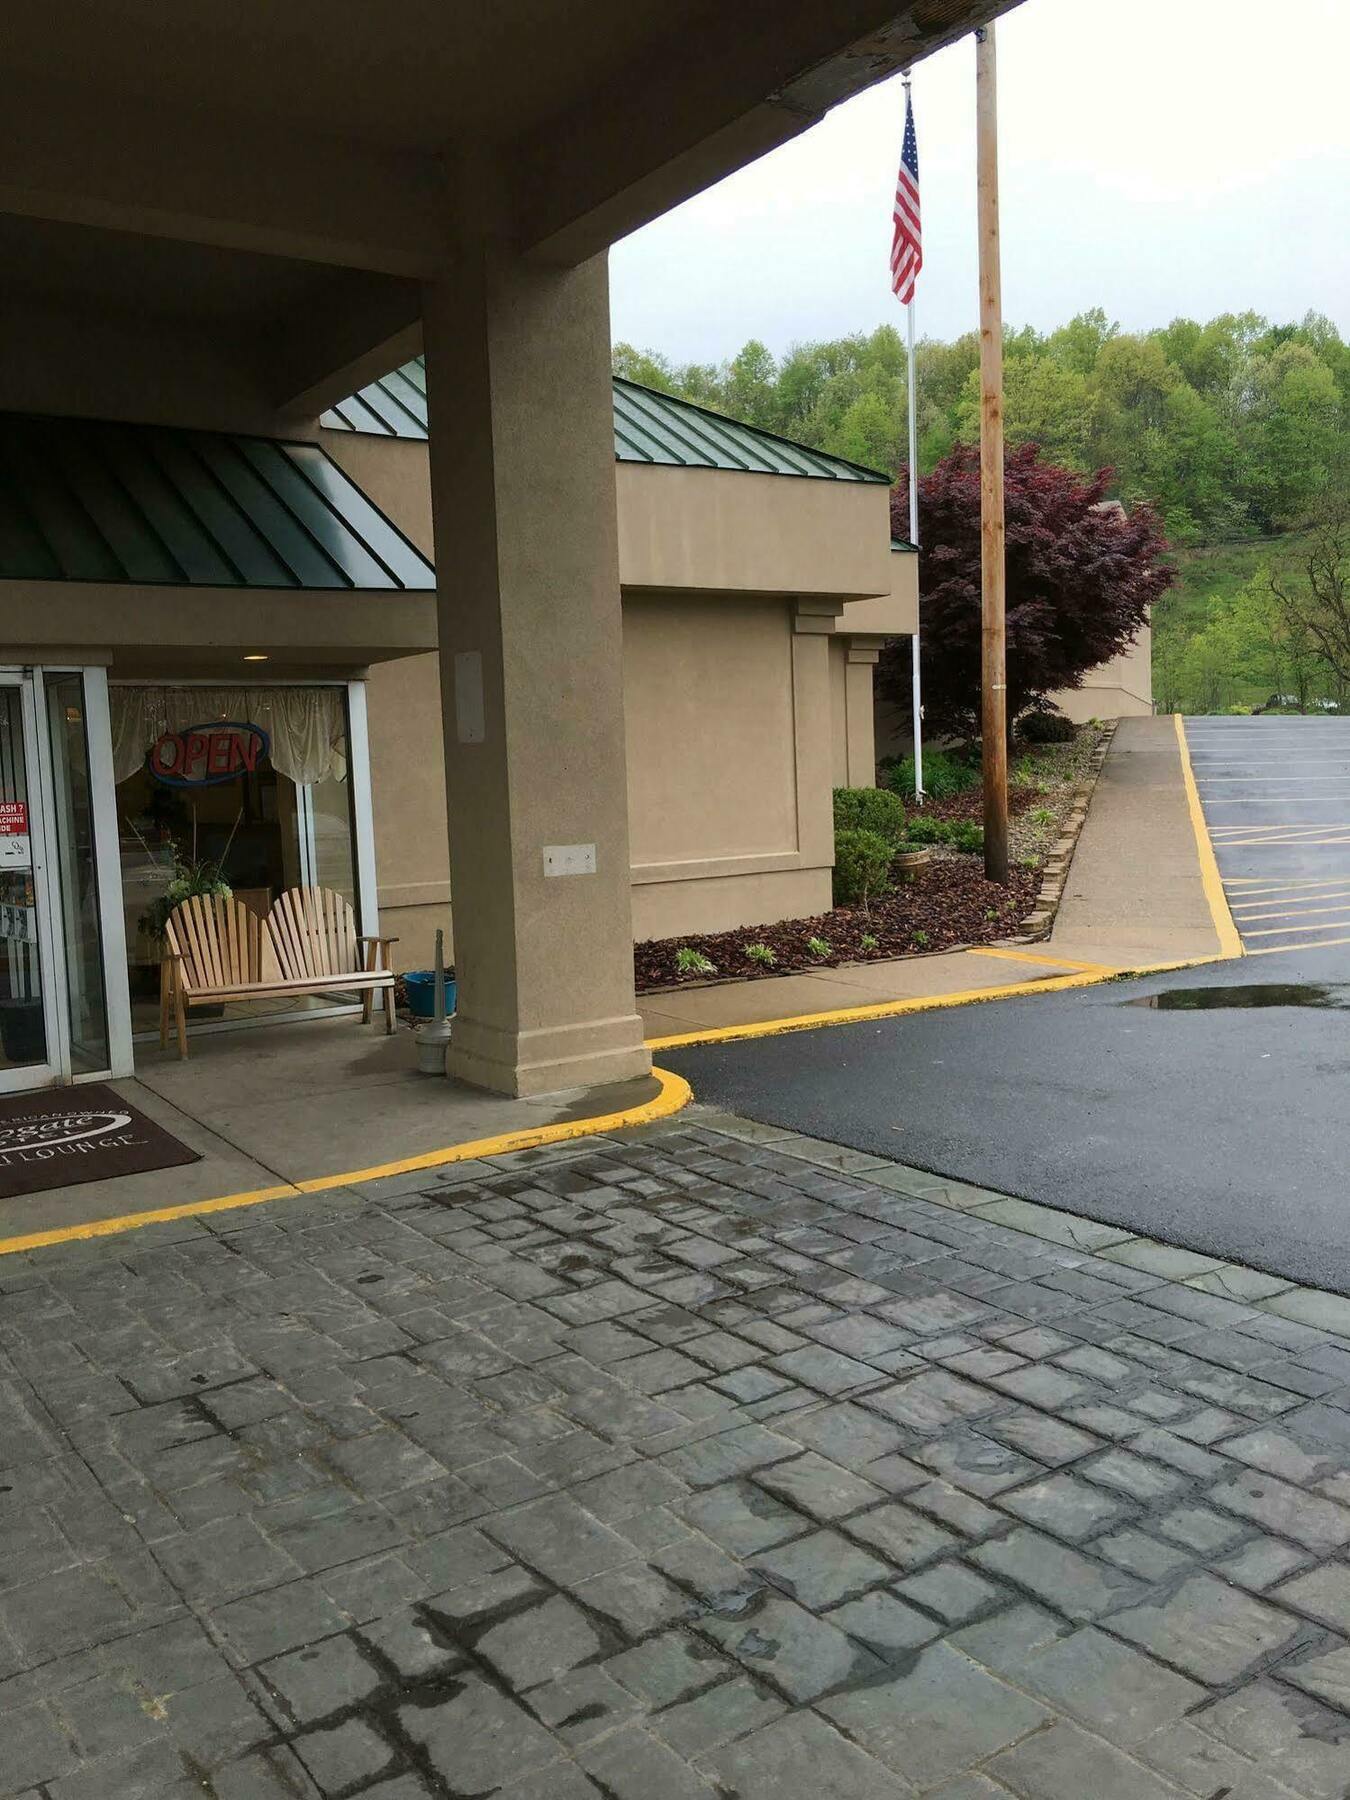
5 1117 1350 1796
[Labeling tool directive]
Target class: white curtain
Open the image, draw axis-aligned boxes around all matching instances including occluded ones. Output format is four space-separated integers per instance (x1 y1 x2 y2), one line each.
109 686 347 787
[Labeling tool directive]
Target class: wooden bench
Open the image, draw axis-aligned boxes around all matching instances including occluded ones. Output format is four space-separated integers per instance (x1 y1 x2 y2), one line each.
160 887 397 1058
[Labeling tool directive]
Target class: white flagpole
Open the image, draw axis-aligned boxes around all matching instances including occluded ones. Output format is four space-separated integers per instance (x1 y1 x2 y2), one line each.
904 73 924 804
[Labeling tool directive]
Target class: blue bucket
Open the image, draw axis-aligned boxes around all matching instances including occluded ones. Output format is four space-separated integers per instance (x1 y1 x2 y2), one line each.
403 971 457 1019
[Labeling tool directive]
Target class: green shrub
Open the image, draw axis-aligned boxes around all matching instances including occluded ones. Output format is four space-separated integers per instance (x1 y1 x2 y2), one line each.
832 786 907 846
859 933 879 951
833 828 894 909
904 815 984 853
806 936 831 959
1019 710 1076 744
745 942 776 966
883 750 978 800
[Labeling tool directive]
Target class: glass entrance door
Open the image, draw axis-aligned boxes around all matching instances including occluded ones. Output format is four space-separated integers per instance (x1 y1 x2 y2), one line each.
0 669 128 1091
0 677 59 1090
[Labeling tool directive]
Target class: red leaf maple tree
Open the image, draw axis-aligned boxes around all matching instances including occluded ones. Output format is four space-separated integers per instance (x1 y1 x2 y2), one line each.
880 444 1174 738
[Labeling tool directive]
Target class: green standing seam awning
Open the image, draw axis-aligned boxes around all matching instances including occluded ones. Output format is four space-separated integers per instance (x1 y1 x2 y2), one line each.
323 360 891 486
0 414 435 590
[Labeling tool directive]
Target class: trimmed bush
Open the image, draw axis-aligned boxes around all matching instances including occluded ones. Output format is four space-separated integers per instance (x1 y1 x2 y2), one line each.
833 828 894 908
883 750 978 800
905 815 984 853
1019 710 1076 744
833 786 908 846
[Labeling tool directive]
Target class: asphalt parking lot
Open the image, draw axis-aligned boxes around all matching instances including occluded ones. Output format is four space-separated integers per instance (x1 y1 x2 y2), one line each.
667 721 1350 1293
1188 715 1350 956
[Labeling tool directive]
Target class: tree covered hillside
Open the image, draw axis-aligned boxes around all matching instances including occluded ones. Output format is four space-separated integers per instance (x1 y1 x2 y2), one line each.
615 312 1349 713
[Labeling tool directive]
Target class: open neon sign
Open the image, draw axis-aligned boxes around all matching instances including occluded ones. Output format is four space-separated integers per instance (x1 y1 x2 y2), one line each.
146 721 270 788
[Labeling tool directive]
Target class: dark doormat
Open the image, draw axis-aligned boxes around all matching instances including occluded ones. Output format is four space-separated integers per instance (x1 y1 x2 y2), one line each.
0 1084 200 1198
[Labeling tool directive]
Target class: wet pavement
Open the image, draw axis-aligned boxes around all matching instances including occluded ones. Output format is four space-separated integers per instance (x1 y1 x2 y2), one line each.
8 1116 1350 1797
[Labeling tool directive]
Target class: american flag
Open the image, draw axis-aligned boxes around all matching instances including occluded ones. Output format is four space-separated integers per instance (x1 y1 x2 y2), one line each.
890 87 922 304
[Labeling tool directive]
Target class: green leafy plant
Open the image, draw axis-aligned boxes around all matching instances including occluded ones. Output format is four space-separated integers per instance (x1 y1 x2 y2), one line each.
675 946 717 977
745 943 777 967
832 786 907 846
904 815 984 853
806 936 831 959
832 828 893 909
913 929 930 947
1029 805 1055 825
859 933 880 951
884 749 978 801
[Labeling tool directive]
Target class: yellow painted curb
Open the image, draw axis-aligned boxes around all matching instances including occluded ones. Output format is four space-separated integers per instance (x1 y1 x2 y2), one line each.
1174 713 1244 960
0 1066 692 1260
643 967 1118 1051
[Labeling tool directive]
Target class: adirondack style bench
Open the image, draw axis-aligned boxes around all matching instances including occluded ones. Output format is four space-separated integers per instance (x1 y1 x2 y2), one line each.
160 886 397 1058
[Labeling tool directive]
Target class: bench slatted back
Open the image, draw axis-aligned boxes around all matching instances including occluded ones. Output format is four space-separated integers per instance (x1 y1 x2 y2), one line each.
267 886 362 982
164 894 269 993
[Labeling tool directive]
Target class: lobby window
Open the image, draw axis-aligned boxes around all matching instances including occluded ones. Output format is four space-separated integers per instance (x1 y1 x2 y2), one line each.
109 685 358 1033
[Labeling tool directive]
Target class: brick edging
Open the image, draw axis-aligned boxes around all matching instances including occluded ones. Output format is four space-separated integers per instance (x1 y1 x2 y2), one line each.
1010 719 1119 943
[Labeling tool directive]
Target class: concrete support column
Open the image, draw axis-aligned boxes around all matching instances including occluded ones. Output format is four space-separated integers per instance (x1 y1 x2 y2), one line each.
421 249 650 1096
843 635 885 787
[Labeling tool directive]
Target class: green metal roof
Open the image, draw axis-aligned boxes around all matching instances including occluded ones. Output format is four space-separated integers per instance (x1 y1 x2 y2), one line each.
0 413 434 590
322 361 889 485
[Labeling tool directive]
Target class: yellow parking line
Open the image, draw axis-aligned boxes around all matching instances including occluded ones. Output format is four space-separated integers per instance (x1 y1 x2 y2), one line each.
1232 901 1350 924
1175 716 1243 959
0 1067 693 1259
1243 919 1350 938
1247 934 1350 957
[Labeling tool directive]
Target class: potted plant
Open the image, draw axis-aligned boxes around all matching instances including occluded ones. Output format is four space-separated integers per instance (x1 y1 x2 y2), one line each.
133 813 239 1019
892 841 933 884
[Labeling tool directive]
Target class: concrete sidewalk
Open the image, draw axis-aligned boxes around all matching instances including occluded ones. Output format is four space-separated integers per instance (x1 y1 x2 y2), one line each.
1049 713 1229 969
0 1021 672 1251
639 714 1227 1045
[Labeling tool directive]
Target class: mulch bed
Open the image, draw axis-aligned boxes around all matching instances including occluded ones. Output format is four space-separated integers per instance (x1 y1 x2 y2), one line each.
635 859 1037 991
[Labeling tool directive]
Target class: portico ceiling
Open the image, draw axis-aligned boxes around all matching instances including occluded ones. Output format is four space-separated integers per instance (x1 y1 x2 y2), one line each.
0 1 1024 414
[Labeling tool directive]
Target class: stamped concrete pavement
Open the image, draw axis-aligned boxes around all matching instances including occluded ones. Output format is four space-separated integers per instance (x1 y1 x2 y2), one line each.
5 1114 1350 1798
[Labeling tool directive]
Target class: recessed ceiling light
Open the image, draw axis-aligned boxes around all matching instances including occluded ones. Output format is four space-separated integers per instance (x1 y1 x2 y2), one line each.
243 653 268 662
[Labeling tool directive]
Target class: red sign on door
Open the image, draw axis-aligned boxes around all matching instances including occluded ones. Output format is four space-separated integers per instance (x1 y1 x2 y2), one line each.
0 801 27 835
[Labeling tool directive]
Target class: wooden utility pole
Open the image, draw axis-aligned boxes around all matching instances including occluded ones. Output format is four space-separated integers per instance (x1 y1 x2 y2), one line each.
976 22 1009 883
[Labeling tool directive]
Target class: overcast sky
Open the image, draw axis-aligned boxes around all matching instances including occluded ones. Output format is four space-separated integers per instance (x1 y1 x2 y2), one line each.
610 0 1350 364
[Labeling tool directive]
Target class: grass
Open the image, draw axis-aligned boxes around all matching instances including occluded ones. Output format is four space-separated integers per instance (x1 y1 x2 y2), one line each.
1154 530 1312 713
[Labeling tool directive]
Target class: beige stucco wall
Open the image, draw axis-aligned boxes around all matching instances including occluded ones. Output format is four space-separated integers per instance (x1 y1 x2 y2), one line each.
363 586 843 964
1050 623 1153 722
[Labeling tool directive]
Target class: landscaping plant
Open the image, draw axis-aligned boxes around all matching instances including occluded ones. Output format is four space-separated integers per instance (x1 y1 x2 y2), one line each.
674 947 717 977
904 815 984 853
882 749 977 801
832 828 893 909
832 786 908 845
806 936 831 959
1019 709 1077 743
745 943 777 966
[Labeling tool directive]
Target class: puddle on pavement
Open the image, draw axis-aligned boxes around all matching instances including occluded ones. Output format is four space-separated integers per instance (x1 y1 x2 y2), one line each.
1128 983 1348 1011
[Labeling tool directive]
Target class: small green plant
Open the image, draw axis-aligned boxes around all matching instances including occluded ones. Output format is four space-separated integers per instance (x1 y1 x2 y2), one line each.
913 929 930 947
1029 805 1055 825
675 946 717 977
884 749 978 801
833 828 894 909
806 936 831 959
859 933 879 952
832 786 907 846
745 943 776 967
